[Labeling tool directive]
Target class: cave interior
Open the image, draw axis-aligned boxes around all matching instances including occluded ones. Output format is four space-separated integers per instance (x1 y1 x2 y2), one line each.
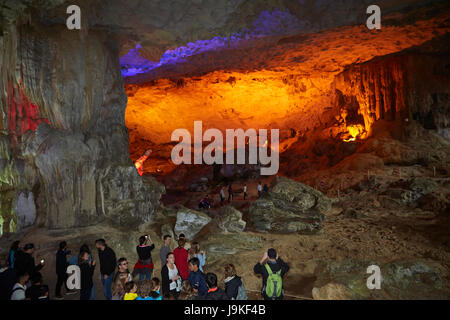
0 0 450 300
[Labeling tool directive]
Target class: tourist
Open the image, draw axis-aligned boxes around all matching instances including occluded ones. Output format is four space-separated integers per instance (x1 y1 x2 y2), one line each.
160 235 172 269
68 244 95 299
79 251 95 300
178 233 190 250
123 281 138 300
55 241 75 299
205 273 229 300
173 238 189 280
228 184 233 202
224 264 247 300
257 182 262 198
161 252 181 299
14 243 43 281
8 241 20 269
188 257 208 299
149 277 162 300
10 273 29 300
133 235 155 281
26 272 49 300
0 257 17 300
263 184 269 193
219 187 226 206
253 248 290 300
136 279 153 300
95 239 117 300
115 257 132 282
243 184 248 200
178 280 197 300
111 272 129 300
189 242 206 272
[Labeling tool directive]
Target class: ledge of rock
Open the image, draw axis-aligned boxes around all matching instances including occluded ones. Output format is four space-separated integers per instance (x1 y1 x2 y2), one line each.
248 177 331 234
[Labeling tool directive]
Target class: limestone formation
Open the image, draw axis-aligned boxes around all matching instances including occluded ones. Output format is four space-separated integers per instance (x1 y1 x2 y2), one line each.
174 206 211 240
213 206 246 233
248 177 330 234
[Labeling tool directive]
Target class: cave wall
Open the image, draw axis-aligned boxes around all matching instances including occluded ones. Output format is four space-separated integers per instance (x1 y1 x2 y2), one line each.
334 44 450 138
0 24 164 232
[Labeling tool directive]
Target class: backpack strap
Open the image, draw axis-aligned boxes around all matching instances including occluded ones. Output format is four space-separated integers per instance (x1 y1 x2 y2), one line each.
264 263 273 275
11 286 25 293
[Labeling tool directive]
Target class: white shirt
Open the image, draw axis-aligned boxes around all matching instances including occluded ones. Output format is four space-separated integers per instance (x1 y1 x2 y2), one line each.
168 264 179 291
243 186 247 192
11 283 26 300
257 184 262 191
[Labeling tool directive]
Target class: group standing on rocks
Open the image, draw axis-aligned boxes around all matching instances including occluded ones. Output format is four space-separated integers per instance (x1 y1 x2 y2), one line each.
1 234 290 301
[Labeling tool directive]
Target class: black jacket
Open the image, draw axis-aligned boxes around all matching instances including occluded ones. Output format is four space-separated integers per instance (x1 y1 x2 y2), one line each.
0 268 16 300
98 246 116 276
56 249 69 275
253 258 290 300
26 284 49 300
14 251 43 277
161 264 180 296
80 262 95 290
136 244 155 262
205 287 229 300
225 276 242 300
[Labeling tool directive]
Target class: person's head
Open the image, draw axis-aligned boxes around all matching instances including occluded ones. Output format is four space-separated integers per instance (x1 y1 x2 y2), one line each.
125 281 137 294
224 264 237 278
112 273 129 296
139 235 147 245
80 244 90 254
79 251 89 264
191 242 200 254
95 239 106 250
163 235 172 246
267 248 277 261
31 272 43 285
117 257 128 272
59 241 67 250
259 181 261 185
137 280 153 298
10 240 20 251
205 273 218 289
178 238 185 248
188 257 200 272
166 252 175 265
18 273 30 285
23 243 34 254
179 280 194 300
151 277 160 291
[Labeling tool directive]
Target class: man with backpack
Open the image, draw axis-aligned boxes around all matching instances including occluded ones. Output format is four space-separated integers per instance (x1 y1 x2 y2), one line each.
253 248 290 300
11 273 29 300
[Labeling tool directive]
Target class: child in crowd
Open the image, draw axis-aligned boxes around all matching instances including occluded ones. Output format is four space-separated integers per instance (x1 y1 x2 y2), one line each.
136 279 153 300
123 281 138 300
150 277 162 300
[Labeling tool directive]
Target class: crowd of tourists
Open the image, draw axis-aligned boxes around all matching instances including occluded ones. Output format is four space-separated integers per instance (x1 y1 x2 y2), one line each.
0 233 289 301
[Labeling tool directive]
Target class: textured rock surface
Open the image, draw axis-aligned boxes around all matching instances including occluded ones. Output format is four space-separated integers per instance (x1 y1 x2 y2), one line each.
314 259 449 300
248 177 330 233
174 206 211 240
0 23 164 231
213 205 246 233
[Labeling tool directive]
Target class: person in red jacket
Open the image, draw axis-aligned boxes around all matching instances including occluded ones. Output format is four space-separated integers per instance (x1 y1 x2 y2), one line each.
173 239 189 280
134 149 152 176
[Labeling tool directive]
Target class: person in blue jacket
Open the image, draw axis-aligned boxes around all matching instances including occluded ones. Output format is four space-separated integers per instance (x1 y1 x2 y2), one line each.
188 257 208 299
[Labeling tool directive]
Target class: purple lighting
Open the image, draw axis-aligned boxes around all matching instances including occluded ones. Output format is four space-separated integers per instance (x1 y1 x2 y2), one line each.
120 9 306 77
